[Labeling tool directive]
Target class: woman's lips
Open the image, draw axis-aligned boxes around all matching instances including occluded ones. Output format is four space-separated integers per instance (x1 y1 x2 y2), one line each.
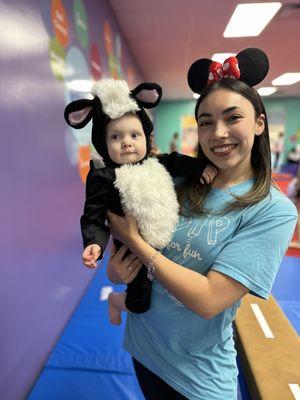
211 144 237 157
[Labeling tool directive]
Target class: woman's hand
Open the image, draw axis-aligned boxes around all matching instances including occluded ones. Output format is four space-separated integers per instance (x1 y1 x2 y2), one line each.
200 164 218 184
107 241 143 284
107 211 140 247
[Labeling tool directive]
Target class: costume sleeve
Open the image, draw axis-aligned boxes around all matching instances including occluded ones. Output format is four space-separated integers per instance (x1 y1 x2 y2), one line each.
212 197 298 299
157 152 206 180
80 162 112 258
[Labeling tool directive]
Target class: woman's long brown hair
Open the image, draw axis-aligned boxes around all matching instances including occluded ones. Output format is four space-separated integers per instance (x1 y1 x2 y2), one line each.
177 78 272 216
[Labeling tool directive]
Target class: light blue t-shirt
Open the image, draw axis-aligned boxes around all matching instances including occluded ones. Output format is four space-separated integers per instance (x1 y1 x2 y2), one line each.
124 181 298 400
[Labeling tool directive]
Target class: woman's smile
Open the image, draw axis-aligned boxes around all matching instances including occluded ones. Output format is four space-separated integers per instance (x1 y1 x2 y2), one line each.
210 144 238 157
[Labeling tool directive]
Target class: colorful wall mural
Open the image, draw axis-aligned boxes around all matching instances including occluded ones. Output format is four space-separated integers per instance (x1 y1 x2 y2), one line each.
0 1 143 399
44 0 143 182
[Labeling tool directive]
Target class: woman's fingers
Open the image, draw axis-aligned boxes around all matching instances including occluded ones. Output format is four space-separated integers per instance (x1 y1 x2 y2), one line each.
124 258 143 283
110 243 128 261
204 166 217 183
107 240 143 283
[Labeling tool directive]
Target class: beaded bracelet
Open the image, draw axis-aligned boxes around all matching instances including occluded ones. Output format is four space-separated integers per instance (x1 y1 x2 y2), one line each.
146 250 161 281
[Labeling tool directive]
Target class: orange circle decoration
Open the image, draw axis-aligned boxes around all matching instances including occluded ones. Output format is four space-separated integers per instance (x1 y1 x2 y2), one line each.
78 145 91 184
103 21 113 55
51 0 69 48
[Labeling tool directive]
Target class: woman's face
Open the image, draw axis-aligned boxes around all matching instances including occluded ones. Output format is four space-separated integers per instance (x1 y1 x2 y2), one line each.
197 88 265 183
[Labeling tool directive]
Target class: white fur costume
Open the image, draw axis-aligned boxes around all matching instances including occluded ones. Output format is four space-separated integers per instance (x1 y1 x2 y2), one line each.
115 157 179 250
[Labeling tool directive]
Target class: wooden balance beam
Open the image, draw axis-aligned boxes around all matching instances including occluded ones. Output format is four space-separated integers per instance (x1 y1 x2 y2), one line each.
234 294 300 400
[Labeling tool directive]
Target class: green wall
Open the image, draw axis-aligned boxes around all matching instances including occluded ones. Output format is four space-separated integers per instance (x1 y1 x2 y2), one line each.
264 98 300 157
154 97 300 157
154 100 195 153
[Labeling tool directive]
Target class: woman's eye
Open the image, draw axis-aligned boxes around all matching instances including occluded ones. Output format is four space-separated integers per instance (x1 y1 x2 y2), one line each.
111 134 119 140
228 115 241 122
132 132 140 138
198 121 212 127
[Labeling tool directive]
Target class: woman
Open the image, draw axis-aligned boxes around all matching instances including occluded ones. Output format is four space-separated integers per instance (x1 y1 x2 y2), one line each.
106 48 298 400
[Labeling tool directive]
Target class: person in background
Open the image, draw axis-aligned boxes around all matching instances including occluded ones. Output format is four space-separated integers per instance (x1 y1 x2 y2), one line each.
106 48 298 400
286 145 300 167
169 131 179 152
272 131 285 171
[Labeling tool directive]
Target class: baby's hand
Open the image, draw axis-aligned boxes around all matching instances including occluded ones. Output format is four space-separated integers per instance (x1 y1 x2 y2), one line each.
200 164 217 184
82 244 101 269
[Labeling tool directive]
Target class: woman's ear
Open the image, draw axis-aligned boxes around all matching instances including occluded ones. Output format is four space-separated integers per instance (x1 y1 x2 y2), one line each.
255 114 265 136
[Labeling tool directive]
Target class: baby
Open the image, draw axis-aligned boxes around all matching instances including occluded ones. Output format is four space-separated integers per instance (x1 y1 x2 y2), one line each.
64 79 216 324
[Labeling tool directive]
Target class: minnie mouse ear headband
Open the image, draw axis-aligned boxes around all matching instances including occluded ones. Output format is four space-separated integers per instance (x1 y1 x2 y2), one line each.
187 47 269 95
64 79 162 166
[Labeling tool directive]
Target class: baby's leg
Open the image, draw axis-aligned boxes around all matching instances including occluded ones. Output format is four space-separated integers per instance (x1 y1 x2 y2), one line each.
108 292 128 325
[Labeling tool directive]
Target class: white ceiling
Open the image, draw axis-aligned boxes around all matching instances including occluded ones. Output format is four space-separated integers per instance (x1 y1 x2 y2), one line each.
108 0 300 100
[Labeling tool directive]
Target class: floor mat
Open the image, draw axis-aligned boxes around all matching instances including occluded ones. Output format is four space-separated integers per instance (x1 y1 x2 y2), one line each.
27 253 144 400
27 254 300 399
272 256 300 334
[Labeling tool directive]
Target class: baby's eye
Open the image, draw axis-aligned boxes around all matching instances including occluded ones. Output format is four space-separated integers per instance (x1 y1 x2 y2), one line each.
111 134 120 140
132 132 141 138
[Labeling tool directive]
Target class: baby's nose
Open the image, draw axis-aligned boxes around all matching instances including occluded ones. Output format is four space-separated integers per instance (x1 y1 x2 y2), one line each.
122 141 132 148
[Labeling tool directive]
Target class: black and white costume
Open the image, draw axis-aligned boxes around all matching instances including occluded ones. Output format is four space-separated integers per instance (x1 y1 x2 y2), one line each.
64 79 206 313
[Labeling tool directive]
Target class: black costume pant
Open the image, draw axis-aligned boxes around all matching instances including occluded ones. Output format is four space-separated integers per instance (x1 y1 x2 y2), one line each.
114 239 152 313
133 358 188 400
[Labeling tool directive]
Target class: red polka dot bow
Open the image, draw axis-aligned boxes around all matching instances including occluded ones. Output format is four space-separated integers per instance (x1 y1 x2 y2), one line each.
207 56 240 85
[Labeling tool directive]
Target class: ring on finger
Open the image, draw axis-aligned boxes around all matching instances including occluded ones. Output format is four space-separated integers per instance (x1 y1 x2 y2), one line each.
128 266 133 272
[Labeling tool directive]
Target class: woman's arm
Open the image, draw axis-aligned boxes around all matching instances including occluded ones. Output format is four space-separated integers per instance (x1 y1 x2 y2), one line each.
108 212 248 319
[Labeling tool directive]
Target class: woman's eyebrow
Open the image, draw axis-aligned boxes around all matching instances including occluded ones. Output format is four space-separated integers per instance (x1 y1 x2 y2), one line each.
198 106 240 120
222 106 239 114
198 112 212 119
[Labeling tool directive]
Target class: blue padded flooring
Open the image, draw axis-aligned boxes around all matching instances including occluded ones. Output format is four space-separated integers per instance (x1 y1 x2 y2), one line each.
272 255 300 334
28 253 144 400
27 254 299 400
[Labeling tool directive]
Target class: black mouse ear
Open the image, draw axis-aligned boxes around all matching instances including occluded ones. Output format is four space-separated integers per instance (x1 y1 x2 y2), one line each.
236 48 269 86
64 99 94 129
131 82 162 108
187 59 213 94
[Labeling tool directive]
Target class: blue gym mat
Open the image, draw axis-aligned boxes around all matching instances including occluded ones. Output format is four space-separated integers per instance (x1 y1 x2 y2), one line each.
272 255 300 334
27 254 299 400
27 253 144 400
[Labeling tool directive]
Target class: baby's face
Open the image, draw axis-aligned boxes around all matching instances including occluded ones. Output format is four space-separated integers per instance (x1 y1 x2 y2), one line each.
106 114 147 165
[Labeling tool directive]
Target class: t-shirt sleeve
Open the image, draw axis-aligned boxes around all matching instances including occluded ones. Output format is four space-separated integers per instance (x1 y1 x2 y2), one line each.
212 197 298 299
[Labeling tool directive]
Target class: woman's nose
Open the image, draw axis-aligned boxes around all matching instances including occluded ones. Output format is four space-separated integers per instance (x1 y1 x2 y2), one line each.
213 122 228 138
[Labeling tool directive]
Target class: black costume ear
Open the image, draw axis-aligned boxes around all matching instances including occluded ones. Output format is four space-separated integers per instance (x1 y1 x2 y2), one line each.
131 82 162 109
64 99 95 129
187 47 269 94
236 48 269 87
187 59 213 94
